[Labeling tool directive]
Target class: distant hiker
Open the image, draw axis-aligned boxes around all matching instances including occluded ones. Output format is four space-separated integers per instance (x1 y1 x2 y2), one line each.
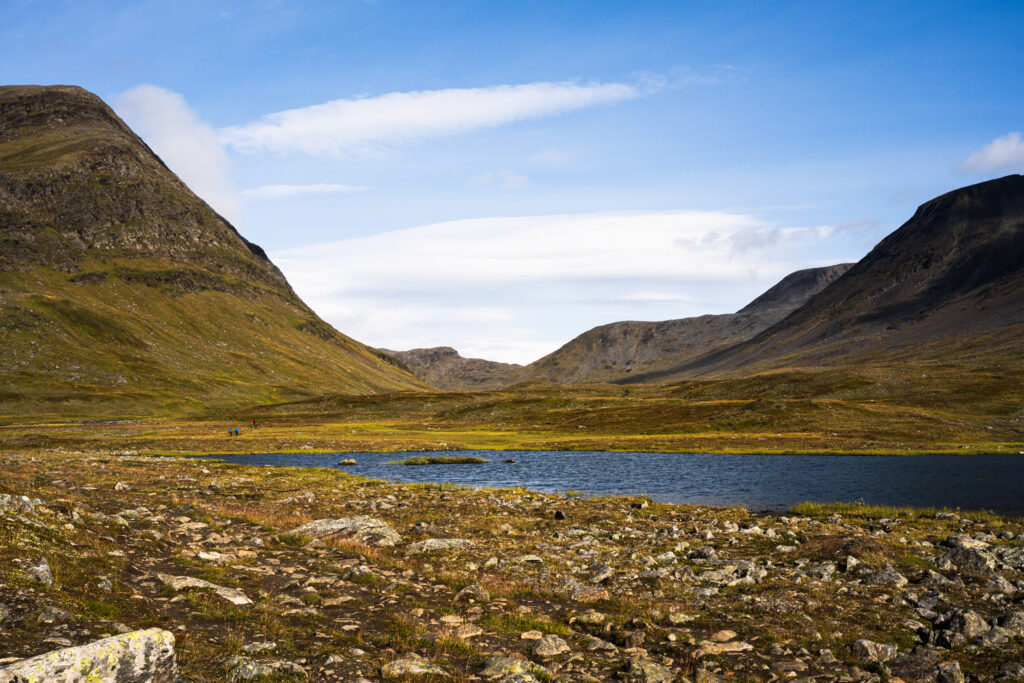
252 419 257 429
227 428 232 436
234 427 240 436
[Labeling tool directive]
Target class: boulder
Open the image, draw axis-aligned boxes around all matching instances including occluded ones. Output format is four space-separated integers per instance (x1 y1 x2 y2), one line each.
381 652 449 678
156 573 252 606
531 635 570 658
623 657 675 682
849 639 897 663
0 628 175 682
289 516 401 546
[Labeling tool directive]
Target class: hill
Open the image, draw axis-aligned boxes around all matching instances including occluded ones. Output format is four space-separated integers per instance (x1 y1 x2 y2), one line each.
648 174 1024 381
379 346 522 391
0 85 424 418
514 264 852 385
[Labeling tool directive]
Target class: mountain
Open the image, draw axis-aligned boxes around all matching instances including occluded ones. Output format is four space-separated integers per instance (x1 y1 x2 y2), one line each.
0 85 424 417
644 175 1024 381
380 347 523 391
516 264 853 385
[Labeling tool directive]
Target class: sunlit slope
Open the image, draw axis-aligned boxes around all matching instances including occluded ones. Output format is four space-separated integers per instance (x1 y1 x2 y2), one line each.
0 85 425 417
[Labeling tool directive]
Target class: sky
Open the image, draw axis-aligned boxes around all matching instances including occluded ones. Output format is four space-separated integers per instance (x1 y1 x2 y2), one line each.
4 1 1024 363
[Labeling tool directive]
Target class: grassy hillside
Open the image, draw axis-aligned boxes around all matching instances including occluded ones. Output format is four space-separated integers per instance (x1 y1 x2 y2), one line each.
0 85 424 418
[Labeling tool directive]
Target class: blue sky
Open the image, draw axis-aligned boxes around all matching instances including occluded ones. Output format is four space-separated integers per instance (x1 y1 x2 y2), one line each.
4 1 1023 362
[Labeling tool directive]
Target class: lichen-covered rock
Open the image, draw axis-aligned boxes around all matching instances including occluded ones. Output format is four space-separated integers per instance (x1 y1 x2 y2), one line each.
623 657 675 682
454 581 490 602
381 652 449 678
849 639 897 663
0 628 175 682
933 659 965 683
156 573 252 605
481 656 534 678
408 538 473 553
0 494 41 515
288 516 401 546
531 634 570 658
935 547 998 573
26 557 53 586
223 655 307 681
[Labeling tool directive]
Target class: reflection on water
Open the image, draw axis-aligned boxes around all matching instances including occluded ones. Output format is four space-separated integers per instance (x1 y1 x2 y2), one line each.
213 450 1024 515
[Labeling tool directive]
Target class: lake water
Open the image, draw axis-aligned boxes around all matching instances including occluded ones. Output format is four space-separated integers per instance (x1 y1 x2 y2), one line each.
212 450 1024 516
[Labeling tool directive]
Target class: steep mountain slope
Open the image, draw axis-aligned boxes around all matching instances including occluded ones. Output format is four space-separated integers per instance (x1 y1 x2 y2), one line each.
648 175 1024 380
516 264 853 385
0 85 424 417
380 347 523 391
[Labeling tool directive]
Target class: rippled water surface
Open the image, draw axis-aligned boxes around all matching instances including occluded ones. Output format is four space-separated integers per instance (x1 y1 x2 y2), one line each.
214 451 1024 515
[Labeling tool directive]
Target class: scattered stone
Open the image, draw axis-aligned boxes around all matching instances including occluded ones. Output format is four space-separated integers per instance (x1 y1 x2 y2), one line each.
0 628 175 682
337 458 358 465
240 641 276 654
553 510 566 520
454 581 491 602
865 564 909 587
711 629 736 642
933 660 965 683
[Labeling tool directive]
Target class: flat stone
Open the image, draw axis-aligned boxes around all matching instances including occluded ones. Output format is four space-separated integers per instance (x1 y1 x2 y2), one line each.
454 582 490 602
711 629 736 642
408 538 473 553
0 628 175 682
849 639 897 663
156 573 252 606
289 516 402 546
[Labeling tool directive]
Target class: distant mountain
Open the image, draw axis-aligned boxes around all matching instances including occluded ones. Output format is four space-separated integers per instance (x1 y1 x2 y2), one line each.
516 264 853 385
646 175 1024 381
0 85 424 417
380 347 523 391
386 265 852 389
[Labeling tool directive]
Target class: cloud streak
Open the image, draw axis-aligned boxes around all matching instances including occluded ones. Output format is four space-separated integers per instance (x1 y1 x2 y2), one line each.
113 85 242 223
218 80 645 156
242 183 370 198
961 132 1024 173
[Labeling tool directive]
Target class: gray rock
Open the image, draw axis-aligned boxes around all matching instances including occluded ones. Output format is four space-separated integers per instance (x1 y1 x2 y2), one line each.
408 538 473 553
933 659 965 683
0 628 175 682
864 564 908 587
481 656 539 678
288 515 402 546
798 563 836 581
1000 610 1024 636
454 581 491 602
589 561 614 583
27 557 53 586
933 609 989 648
849 639 897 663
381 652 449 678
935 547 998 573
998 662 1024 680
945 534 990 550
531 634 570 657
240 641 276 654
623 657 675 682
0 603 9 624
36 606 74 624
0 494 41 515
997 545 1024 570
155 573 252 606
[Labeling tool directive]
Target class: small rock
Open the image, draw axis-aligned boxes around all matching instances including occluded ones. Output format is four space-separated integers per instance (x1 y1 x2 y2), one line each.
381 652 449 678
623 657 675 682
27 557 53 586
933 660 965 683
531 634 570 657
849 639 897 663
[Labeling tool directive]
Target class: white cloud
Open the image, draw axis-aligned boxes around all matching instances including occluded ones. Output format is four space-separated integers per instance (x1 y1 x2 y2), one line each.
218 80 645 156
469 169 530 189
242 183 371 198
271 210 843 364
961 132 1024 173
529 147 577 167
113 85 242 223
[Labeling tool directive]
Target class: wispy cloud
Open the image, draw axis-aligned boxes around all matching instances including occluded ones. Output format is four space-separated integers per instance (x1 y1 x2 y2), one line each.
469 169 529 189
271 210 844 363
529 147 577 167
961 132 1024 173
218 80 646 156
113 84 242 223
242 183 370 198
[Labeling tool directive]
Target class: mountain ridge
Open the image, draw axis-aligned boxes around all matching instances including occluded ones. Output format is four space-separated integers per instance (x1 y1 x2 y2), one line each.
0 84 425 417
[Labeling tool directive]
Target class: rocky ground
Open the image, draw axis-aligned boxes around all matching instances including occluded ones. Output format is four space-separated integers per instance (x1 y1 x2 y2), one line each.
0 453 1022 681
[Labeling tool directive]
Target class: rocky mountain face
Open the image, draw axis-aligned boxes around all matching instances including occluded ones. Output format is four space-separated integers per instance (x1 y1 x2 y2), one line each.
662 175 1024 380
516 264 853 385
0 85 423 416
380 346 523 391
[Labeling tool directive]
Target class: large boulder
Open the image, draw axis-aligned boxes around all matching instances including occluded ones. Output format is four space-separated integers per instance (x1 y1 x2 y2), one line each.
0 628 175 682
288 516 401 546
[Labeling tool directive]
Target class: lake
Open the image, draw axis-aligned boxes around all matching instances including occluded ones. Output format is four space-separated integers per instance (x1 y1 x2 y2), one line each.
213 450 1024 516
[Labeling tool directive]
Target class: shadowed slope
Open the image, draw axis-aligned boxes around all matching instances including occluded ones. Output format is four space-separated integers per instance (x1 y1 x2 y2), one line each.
380 346 523 391
632 175 1024 382
0 85 425 418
